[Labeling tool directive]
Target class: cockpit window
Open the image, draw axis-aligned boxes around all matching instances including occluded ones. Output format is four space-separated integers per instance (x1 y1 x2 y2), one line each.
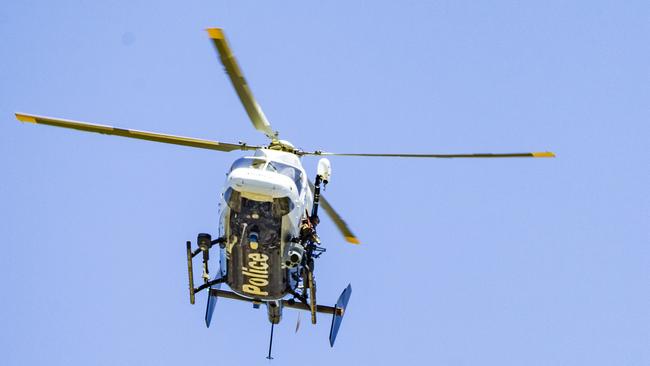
230 157 266 172
266 161 303 193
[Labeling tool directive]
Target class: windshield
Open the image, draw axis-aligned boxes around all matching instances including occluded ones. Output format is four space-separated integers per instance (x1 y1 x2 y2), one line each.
266 161 303 193
230 157 266 171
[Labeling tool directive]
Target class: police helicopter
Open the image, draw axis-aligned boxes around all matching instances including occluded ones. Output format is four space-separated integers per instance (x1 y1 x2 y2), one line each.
15 27 555 358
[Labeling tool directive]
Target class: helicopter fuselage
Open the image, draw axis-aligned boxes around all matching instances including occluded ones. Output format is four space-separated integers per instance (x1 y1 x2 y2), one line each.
218 149 313 301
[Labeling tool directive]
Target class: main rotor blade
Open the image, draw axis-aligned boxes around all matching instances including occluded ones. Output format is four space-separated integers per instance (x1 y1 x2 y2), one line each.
309 181 360 245
207 28 277 140
15 113 260 152
303 151 555 158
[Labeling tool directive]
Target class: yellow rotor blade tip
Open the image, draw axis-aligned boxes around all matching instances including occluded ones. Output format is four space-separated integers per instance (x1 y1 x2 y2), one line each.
532 151 556 158
15 113 36 123
206 28 225 40
345 236 361 245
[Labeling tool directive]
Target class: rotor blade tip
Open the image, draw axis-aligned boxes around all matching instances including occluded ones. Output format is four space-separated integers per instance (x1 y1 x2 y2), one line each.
345 236 361 245
206 28 224 40
15 113 36 123
532 151 556 158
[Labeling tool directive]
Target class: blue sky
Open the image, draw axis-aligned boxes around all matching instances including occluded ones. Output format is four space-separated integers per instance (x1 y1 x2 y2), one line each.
1 1 648 365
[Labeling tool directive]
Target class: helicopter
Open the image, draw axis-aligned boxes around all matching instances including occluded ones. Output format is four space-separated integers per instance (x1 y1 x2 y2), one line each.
15 27 555 358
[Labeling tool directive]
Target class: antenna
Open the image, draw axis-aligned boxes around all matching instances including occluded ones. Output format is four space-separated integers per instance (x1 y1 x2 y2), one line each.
266 323 275 360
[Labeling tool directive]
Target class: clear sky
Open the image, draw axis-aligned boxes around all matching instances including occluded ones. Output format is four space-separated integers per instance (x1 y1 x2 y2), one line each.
1 1 648 365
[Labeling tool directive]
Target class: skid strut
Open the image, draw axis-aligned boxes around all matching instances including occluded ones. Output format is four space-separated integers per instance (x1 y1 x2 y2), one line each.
186 234 226 304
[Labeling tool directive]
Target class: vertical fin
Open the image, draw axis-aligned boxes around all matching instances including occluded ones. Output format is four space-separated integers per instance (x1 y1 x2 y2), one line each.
329 284 352 347
204 282 221 328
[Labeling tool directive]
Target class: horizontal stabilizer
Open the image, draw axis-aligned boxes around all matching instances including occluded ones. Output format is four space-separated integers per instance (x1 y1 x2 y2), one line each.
208 288 343 316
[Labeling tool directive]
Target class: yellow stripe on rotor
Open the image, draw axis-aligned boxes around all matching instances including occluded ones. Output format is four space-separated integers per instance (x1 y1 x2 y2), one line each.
345 236 361 245
532 152 556 158
206 28 225 40
16 113 37 123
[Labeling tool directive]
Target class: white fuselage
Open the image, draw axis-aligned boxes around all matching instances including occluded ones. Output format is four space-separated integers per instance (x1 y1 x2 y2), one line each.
217 149 313 300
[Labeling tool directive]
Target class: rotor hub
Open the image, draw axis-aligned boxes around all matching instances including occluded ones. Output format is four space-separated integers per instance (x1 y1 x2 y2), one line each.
268 139 298 154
